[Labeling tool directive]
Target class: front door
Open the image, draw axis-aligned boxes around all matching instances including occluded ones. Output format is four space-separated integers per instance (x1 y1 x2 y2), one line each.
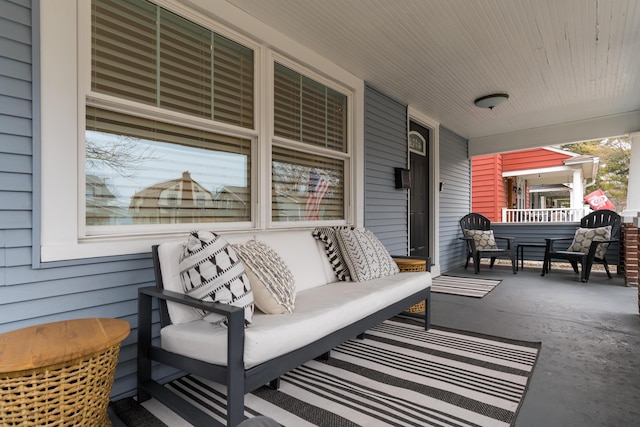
409 121 430 259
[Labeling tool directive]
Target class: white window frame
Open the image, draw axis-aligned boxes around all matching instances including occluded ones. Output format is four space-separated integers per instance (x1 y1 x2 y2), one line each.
268 53 354 229
39 0 364 262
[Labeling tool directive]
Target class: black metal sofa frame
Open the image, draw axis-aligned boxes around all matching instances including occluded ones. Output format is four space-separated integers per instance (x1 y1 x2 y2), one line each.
137 245 431 427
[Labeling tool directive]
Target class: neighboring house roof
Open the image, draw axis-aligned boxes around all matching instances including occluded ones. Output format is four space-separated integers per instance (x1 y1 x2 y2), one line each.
501 148 598 186
129 171 215 209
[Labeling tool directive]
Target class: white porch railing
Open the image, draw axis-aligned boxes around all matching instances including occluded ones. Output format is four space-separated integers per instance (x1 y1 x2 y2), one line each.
501 207 592 223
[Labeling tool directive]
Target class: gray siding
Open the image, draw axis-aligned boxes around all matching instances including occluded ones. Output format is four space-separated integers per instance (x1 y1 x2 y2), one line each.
0 3 474 401
0 0 152 399
438 127 471 272
364 84 409 255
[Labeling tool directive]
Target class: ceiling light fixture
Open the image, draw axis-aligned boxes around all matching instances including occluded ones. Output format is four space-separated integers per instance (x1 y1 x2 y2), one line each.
474 93 509 109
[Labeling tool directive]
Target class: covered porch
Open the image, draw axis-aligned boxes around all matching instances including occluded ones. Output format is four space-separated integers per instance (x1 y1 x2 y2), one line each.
108 266 639 426
432 266 638 427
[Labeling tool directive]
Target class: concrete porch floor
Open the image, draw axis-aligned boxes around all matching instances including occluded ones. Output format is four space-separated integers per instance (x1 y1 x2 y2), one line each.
434 264 640 427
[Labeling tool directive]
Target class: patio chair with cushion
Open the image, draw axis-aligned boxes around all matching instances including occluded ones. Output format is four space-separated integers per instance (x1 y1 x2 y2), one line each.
459 213 517 274
540 209 621 282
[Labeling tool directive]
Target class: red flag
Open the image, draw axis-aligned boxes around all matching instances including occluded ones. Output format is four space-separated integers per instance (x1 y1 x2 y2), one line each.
584 189 615 210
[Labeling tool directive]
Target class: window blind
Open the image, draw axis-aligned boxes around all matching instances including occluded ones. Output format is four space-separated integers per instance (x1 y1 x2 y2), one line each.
274 63 347 152
91 0 254 129
271 146 344 222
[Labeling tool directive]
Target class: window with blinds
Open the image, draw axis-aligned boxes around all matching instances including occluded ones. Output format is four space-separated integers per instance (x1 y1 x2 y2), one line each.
85 107 251 226
274 63 347 152
85 0 351 231
272 63 349 222
91 0 254 128
271 147 345 222
87 0 254 228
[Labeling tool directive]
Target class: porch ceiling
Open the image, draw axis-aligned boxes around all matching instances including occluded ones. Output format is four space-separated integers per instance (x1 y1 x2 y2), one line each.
516 170 582 187
188 0 640 144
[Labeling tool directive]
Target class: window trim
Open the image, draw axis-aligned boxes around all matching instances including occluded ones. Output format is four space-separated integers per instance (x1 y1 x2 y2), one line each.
38 0 364 263
268 53 353 228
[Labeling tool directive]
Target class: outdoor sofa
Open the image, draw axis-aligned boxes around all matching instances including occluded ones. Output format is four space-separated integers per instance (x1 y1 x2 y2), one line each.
137 228 431 427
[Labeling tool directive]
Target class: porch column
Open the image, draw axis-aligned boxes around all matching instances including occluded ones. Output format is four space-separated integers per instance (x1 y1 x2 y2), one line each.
620 133 640 310
570 168 584 209
621 132 640 217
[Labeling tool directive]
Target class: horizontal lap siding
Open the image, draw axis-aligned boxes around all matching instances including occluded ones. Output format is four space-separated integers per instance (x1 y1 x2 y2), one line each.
472 154 503 222
502 147 573 171
364 84 408 255
439 127 470 272
493 223 621 265
0 0 154 399
1 0 33 287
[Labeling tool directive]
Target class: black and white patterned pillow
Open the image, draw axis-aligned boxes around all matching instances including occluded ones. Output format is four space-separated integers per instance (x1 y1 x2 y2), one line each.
463 229 498 250
567 226 612 259
335 228 400 282
179 230 254 327
233 239 296 314
312 226 354 281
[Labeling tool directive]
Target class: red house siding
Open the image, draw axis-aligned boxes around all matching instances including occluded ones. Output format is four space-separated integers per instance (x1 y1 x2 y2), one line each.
502 148 573 172
472 154 505 222
472 148 575 222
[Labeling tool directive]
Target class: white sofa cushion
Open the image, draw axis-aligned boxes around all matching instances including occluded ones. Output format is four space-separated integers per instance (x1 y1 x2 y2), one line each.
257 230 335 292
158 239 200 325
158 229 335 325
160 271 430 368
234 239 295 314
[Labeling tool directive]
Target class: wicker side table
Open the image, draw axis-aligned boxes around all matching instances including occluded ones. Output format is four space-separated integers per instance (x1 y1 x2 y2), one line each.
0 318 130 427
392 257 427 313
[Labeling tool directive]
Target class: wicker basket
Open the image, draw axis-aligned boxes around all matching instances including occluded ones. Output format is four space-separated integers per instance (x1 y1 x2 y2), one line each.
0 343 121 427
393 258 427 313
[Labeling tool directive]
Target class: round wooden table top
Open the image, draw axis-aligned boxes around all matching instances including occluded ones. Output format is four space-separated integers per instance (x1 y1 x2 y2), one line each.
392 258 426 267
0 318 130 373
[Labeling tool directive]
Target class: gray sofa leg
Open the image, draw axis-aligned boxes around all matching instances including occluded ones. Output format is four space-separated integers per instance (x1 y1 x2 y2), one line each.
269 377 280 389
424 289 431 330
317 350 331 360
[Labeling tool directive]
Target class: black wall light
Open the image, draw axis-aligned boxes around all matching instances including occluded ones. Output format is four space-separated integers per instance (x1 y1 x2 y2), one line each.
394 168 411 189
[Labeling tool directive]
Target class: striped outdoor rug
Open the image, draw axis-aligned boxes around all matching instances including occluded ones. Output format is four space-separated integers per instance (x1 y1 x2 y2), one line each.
152 317 540 426
431 275 502 298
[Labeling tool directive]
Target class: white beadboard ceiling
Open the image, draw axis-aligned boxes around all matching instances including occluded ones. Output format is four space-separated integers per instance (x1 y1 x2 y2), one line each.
207 0 640 142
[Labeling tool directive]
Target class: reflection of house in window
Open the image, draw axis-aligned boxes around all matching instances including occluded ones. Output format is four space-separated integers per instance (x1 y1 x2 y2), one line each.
129 171 220 224
212 186 250 221
86 175 127 225
273 190 304 221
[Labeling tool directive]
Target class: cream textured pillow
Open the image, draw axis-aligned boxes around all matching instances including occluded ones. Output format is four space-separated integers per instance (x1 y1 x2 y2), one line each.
233 240 296 314
463 229 498 250
179 230 254 327
335 228 400 282
567 226 612 259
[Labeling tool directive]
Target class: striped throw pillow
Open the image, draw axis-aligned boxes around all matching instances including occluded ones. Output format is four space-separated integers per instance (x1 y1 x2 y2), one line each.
335 228 399 282
312 226 354 281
